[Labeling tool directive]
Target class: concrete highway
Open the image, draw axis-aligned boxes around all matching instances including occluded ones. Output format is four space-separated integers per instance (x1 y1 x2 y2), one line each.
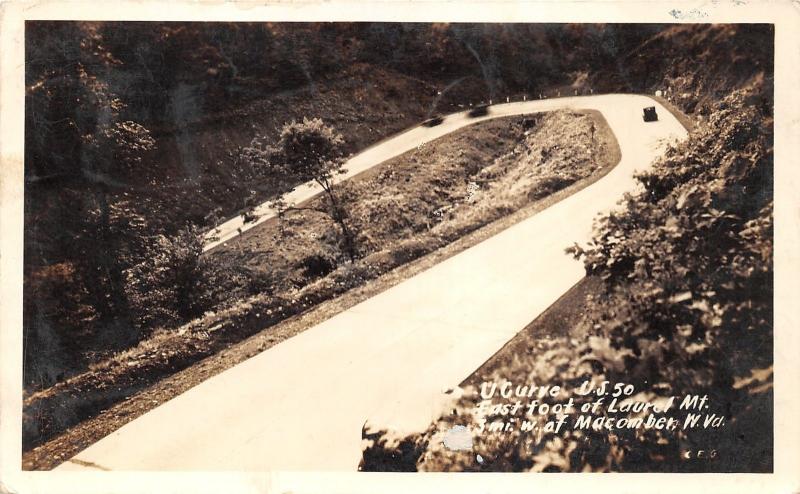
58 94 687 471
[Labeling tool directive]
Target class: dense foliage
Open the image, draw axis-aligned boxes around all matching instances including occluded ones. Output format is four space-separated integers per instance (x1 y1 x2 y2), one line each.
572 91 773 395
362 86 773 473
125 227 209 331
24 23 209 386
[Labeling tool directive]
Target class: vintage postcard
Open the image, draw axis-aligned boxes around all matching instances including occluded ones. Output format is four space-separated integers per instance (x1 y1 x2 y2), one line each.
1 1 798 493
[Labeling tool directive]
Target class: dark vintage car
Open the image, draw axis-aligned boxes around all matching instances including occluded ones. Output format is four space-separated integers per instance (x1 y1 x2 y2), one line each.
643 106 659 122
422 115 444 127
468 104 490 118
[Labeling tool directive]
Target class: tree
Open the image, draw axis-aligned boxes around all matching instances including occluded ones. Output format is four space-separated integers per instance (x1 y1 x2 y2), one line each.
242 117 359 262
125 226 208 332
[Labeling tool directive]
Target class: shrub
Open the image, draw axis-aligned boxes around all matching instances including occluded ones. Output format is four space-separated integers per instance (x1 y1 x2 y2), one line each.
298 253 337 279
125 226 209 332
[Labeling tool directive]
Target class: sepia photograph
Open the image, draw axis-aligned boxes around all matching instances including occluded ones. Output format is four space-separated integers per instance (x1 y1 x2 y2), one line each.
1 1 798 493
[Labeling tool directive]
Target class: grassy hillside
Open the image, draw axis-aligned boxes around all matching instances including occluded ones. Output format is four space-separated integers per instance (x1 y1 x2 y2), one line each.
605 24 773 116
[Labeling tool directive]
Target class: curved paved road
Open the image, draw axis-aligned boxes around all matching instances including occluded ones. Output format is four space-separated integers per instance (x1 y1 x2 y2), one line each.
58 94 687 471
205 95 664 252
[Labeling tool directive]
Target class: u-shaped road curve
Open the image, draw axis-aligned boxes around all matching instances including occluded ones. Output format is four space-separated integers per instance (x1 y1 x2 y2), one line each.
58 94 688 471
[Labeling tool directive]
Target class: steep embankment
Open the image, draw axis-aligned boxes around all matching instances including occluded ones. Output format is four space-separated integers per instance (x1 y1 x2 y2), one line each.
148 64 454 227
593 24 773 115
